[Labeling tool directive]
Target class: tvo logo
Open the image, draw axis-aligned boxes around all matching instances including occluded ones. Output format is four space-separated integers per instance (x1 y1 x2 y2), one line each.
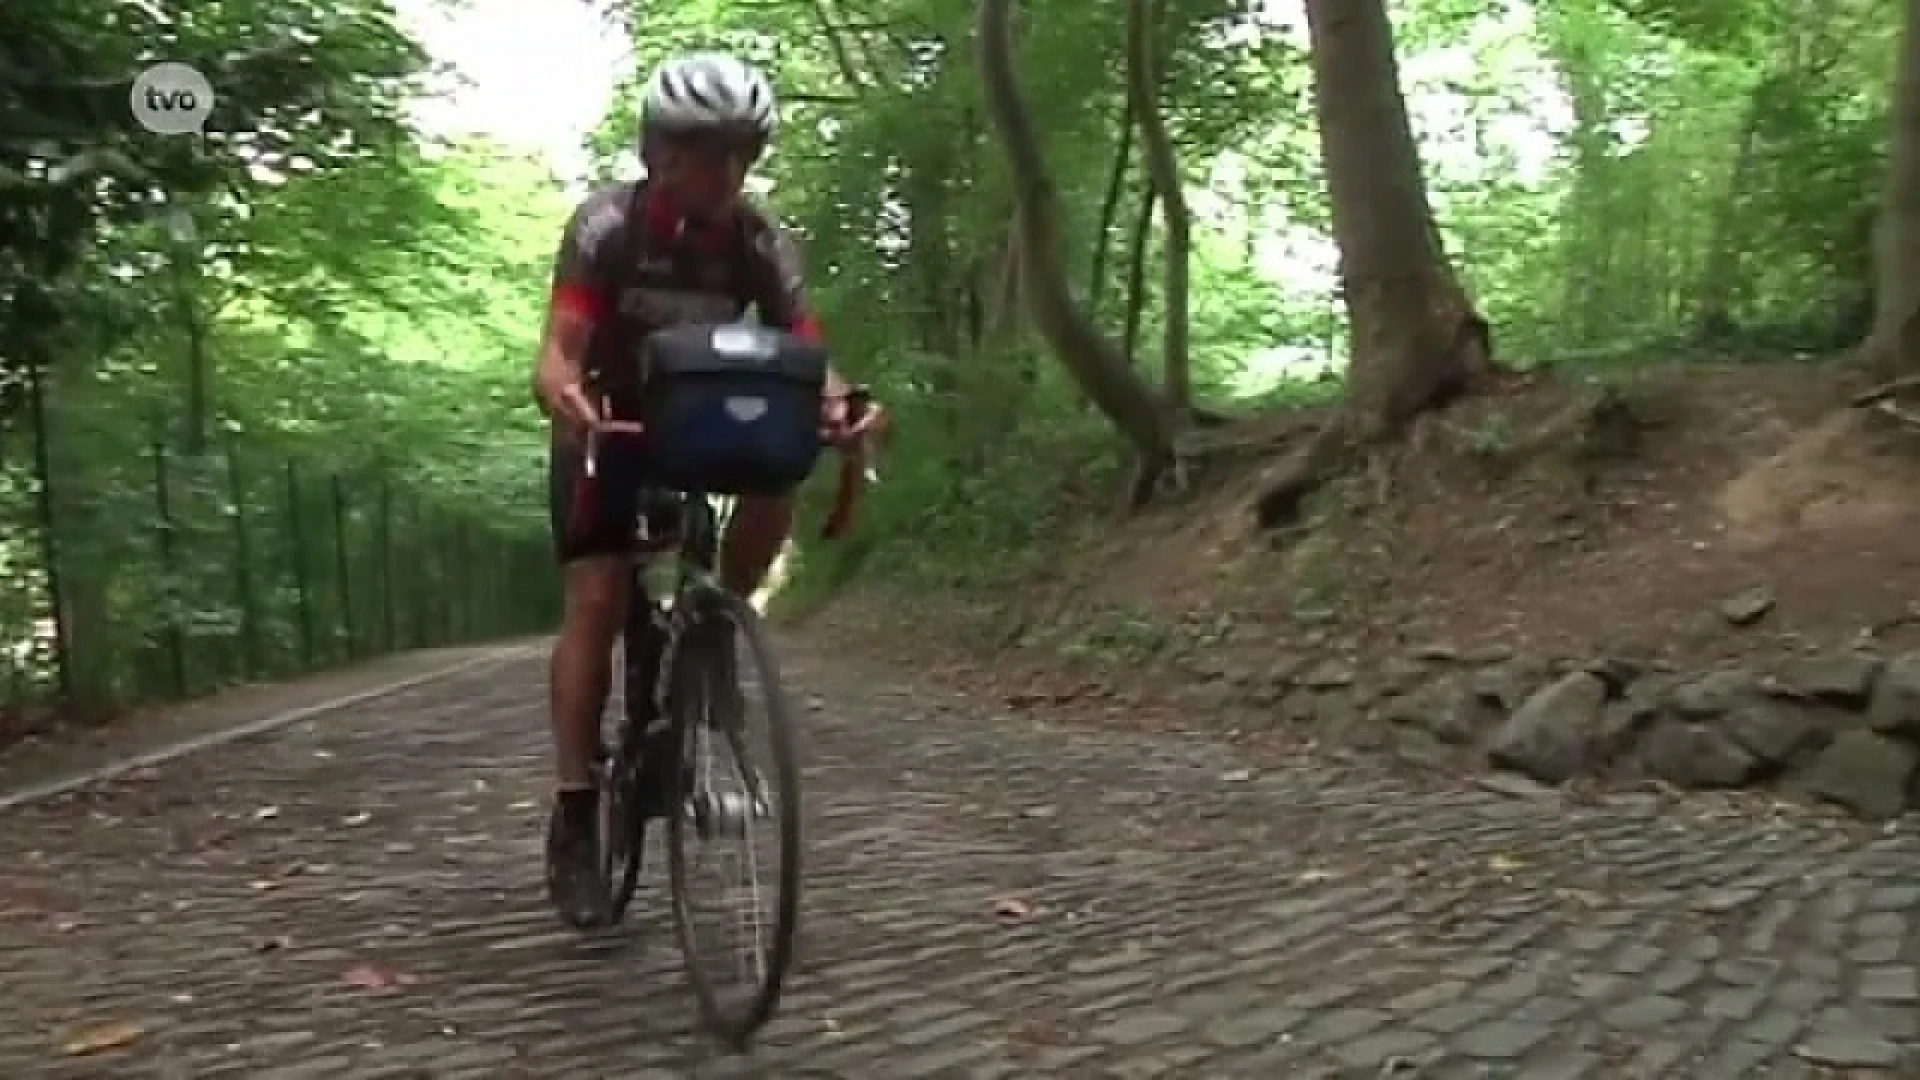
130 62 215 136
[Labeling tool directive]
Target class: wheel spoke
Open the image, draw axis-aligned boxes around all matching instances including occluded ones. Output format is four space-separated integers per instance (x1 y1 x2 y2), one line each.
667 596 801 1048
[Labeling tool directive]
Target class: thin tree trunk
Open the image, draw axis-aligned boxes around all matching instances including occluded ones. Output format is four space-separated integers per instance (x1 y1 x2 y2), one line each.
1123 181 1157 366
1125 0 1189 414
1089 91 1134 313
977 0 1176 485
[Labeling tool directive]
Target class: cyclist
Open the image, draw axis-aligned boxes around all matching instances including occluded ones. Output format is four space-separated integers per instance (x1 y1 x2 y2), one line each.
529 52 880 928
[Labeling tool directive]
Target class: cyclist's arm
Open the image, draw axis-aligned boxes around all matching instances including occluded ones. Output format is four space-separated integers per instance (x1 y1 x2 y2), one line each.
531 196 620 413
750 219 850 398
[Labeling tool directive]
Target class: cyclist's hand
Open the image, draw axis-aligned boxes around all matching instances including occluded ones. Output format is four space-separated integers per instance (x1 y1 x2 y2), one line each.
821 394 884 448
540 374 640 445
847 399 886 440
819 393 850 444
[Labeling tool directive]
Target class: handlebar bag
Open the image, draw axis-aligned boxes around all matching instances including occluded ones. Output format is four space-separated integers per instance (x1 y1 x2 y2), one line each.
636 323 826 497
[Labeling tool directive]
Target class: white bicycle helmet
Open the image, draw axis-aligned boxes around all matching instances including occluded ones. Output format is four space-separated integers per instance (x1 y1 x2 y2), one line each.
638 52 778 145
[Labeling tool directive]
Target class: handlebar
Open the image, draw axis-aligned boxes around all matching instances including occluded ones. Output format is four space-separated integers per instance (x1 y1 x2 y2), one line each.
578 385 881 542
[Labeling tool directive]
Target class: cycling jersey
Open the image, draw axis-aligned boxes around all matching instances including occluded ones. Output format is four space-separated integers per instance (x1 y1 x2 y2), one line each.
544 181 823 563
548 180 821 408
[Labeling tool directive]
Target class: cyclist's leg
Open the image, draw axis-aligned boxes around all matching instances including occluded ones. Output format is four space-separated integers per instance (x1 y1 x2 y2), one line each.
544 434 637 927
624 497 678 818
718 494 796 601
707 494 796 724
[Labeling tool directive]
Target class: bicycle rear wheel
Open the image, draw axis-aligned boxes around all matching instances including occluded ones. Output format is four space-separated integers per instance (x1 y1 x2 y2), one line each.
665 589 803 1050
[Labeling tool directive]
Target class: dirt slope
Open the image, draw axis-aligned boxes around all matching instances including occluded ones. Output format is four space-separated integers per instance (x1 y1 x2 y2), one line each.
807 359 1920 709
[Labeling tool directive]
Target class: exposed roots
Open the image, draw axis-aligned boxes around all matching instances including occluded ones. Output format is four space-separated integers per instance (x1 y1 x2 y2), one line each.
1250 419 1354 529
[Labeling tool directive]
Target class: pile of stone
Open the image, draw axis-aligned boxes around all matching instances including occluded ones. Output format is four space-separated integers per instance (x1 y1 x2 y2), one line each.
1373 650 1920 818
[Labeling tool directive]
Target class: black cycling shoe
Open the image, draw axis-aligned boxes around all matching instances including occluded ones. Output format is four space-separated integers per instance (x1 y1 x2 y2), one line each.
545 788 611 929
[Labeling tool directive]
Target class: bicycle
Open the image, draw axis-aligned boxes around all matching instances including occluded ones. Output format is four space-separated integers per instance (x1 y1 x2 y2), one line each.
587 358 877 1050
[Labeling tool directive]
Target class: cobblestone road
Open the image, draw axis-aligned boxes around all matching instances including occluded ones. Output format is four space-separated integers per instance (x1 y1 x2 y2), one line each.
5 640 1920 1078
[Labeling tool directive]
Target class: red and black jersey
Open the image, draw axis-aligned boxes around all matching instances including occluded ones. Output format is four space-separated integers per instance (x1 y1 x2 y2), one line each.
547 181 822 403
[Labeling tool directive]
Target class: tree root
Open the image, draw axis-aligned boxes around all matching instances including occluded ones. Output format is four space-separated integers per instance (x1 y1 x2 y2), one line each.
1851 373 1920 407
1851 373 1920 434
1250 419 1352 529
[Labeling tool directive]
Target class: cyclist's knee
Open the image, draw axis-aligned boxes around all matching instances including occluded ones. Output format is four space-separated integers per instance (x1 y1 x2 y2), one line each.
560 556 629 645
728 495 795 540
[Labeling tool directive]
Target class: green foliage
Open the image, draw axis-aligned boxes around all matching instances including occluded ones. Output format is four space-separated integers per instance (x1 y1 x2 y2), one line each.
632 0 1897 606
9 0 1908 707
0 1 562 716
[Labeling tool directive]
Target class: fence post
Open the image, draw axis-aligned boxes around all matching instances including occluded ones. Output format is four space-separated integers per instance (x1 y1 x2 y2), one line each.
285 459 314 669
224 429 259 679
151 426 187 697
401 493 423 647
24 357 70 699
330 473 354 659
450 518 468 642
377 473 395 652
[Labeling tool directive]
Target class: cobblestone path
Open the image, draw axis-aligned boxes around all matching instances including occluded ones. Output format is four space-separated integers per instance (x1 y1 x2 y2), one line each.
4 641 1920 1078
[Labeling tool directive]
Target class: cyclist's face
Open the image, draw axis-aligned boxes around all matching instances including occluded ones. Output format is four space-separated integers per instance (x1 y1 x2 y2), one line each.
653 136 757 216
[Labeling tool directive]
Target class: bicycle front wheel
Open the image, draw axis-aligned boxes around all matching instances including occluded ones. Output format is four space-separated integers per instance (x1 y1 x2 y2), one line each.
665 590 803 1050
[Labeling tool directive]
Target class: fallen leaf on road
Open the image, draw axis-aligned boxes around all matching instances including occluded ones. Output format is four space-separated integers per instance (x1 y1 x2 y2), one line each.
992 897 1035 921
341 962 417 991
60 1020 144 1055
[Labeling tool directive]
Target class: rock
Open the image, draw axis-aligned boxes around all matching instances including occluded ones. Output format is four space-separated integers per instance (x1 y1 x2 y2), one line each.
1384 678 1500 746
1265 655 1308 688
1640 720 1759 789
1228 661 1264 687
1801 730 1919 819
1476 772 1555 800
1773 651 1883 707
1668 668 1757 719
1721 700 1829 765
1867 653 1920 737
1409 642 1460 663
1277 689 1316 724
1579 655 1645 695
1471 660 1546 712
1624 672 1679 714
1596 699 1656 761
1487 672 1609 784
1313 692 1363 739
1300 658 1357 690
1376 656 1426 696
1183 680 1239 712
1720 586 1776 626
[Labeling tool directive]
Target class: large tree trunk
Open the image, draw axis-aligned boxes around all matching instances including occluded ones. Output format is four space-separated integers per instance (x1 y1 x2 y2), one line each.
1125 0 1190 415
1254 0 1490 526
977 0 1178 499
1861 0 1920 373
1305 0 1486 442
